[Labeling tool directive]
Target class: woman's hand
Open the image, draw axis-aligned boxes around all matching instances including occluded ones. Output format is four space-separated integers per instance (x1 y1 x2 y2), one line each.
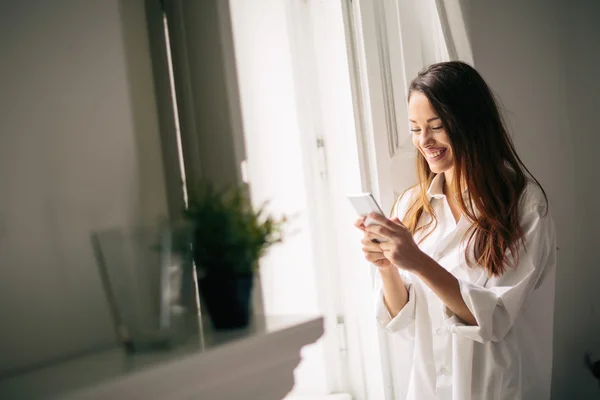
354 216 393 269
364 213 425 272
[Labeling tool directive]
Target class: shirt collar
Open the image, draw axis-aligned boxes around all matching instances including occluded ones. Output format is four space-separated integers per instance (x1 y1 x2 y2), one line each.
427 174 446 199
427 173 469 201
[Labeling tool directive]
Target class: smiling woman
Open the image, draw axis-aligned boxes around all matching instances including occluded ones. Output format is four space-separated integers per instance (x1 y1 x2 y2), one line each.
408 95 459 224
356 61 557 400
409 98 454 176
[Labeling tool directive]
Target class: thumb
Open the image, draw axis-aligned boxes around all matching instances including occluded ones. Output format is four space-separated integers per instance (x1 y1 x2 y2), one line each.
390 216 407 229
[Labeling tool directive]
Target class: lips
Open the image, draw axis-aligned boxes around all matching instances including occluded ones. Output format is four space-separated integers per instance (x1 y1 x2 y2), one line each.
425 148 447 160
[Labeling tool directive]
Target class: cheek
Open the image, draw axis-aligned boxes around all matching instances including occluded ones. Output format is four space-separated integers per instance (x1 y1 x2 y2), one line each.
434 132 453 154
438 131 451 146
411 135 419 148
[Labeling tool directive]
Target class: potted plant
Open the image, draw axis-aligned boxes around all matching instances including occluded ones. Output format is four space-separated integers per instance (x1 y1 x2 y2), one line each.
183 181 287 330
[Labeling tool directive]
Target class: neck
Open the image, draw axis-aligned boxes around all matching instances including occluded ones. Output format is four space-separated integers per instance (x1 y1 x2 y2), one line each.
443 169 455 196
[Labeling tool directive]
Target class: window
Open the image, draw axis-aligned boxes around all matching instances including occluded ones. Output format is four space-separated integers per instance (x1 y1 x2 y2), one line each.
151 0 471 398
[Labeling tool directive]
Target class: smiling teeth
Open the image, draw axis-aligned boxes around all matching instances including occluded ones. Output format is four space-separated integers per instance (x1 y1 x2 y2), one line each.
427 149 446 159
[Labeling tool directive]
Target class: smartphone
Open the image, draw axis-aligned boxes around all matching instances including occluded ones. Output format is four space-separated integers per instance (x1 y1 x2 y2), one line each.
347 193 388 243
347 192 385 225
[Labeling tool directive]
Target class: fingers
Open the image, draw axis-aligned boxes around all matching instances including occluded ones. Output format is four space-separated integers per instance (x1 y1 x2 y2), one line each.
362 250 393 269
366 214 410 239
367 213 399 230
365 230 385 241
365 223 395 240
361 239 381 251
370 213 409 230
372 258 392 268
354 216 366 231
378 240 394 250
390 216 407 229
361 232 386 248
362 250 386 263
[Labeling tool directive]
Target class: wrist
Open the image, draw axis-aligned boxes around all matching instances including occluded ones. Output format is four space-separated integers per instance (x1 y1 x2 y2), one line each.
378 265 401 279
410 251 435 277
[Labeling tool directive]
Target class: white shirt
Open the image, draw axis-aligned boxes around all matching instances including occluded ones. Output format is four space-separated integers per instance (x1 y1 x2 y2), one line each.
374 174 557 400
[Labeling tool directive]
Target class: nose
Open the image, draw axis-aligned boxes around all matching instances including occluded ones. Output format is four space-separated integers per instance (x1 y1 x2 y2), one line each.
419 127 434 148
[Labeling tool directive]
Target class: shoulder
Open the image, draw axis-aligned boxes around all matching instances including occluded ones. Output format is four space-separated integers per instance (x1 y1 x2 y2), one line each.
516 179 555 244
519 179 549 215
391 185 419 220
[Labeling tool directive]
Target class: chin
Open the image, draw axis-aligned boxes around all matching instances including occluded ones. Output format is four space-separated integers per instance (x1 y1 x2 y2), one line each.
428 163 452 175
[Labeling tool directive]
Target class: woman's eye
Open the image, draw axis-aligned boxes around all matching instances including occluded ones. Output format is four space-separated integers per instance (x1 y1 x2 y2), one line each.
432 126 444 131
410 128 421 133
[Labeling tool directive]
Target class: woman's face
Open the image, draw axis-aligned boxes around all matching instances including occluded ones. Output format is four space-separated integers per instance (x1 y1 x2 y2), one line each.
408 91 455 175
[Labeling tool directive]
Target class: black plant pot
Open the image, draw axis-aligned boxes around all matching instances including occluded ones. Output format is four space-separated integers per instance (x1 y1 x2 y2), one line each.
197 272 254 330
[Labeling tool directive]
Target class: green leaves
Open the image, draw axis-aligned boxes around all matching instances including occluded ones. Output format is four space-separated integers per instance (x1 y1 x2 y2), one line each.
183 181 287 275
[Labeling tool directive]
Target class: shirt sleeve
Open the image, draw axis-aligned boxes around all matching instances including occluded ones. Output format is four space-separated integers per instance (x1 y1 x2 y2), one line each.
443 202 556 343
373 188 418 335
374 270 416 335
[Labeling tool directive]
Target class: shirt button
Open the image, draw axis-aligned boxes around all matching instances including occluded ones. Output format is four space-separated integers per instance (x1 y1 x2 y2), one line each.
436 328 444 335
436 251 445 259
439 366 448 375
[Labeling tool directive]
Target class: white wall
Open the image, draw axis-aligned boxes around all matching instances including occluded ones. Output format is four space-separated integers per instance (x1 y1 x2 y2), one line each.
0 0 168 374
461 0 599 397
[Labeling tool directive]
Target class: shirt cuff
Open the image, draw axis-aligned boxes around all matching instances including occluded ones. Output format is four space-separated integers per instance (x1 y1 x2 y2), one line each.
443 278 497 343
375 280 416 334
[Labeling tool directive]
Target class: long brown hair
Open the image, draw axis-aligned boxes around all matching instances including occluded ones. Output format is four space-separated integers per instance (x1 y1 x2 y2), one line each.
402 61 547 277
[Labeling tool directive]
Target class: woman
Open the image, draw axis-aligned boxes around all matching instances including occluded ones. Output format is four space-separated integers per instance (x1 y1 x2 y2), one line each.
355 61 556 399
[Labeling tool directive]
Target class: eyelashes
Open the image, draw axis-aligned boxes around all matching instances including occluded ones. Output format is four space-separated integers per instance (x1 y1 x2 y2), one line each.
410 126 444 133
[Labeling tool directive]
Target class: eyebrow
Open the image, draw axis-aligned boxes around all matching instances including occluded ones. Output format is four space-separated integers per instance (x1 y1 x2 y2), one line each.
409 117 440 123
